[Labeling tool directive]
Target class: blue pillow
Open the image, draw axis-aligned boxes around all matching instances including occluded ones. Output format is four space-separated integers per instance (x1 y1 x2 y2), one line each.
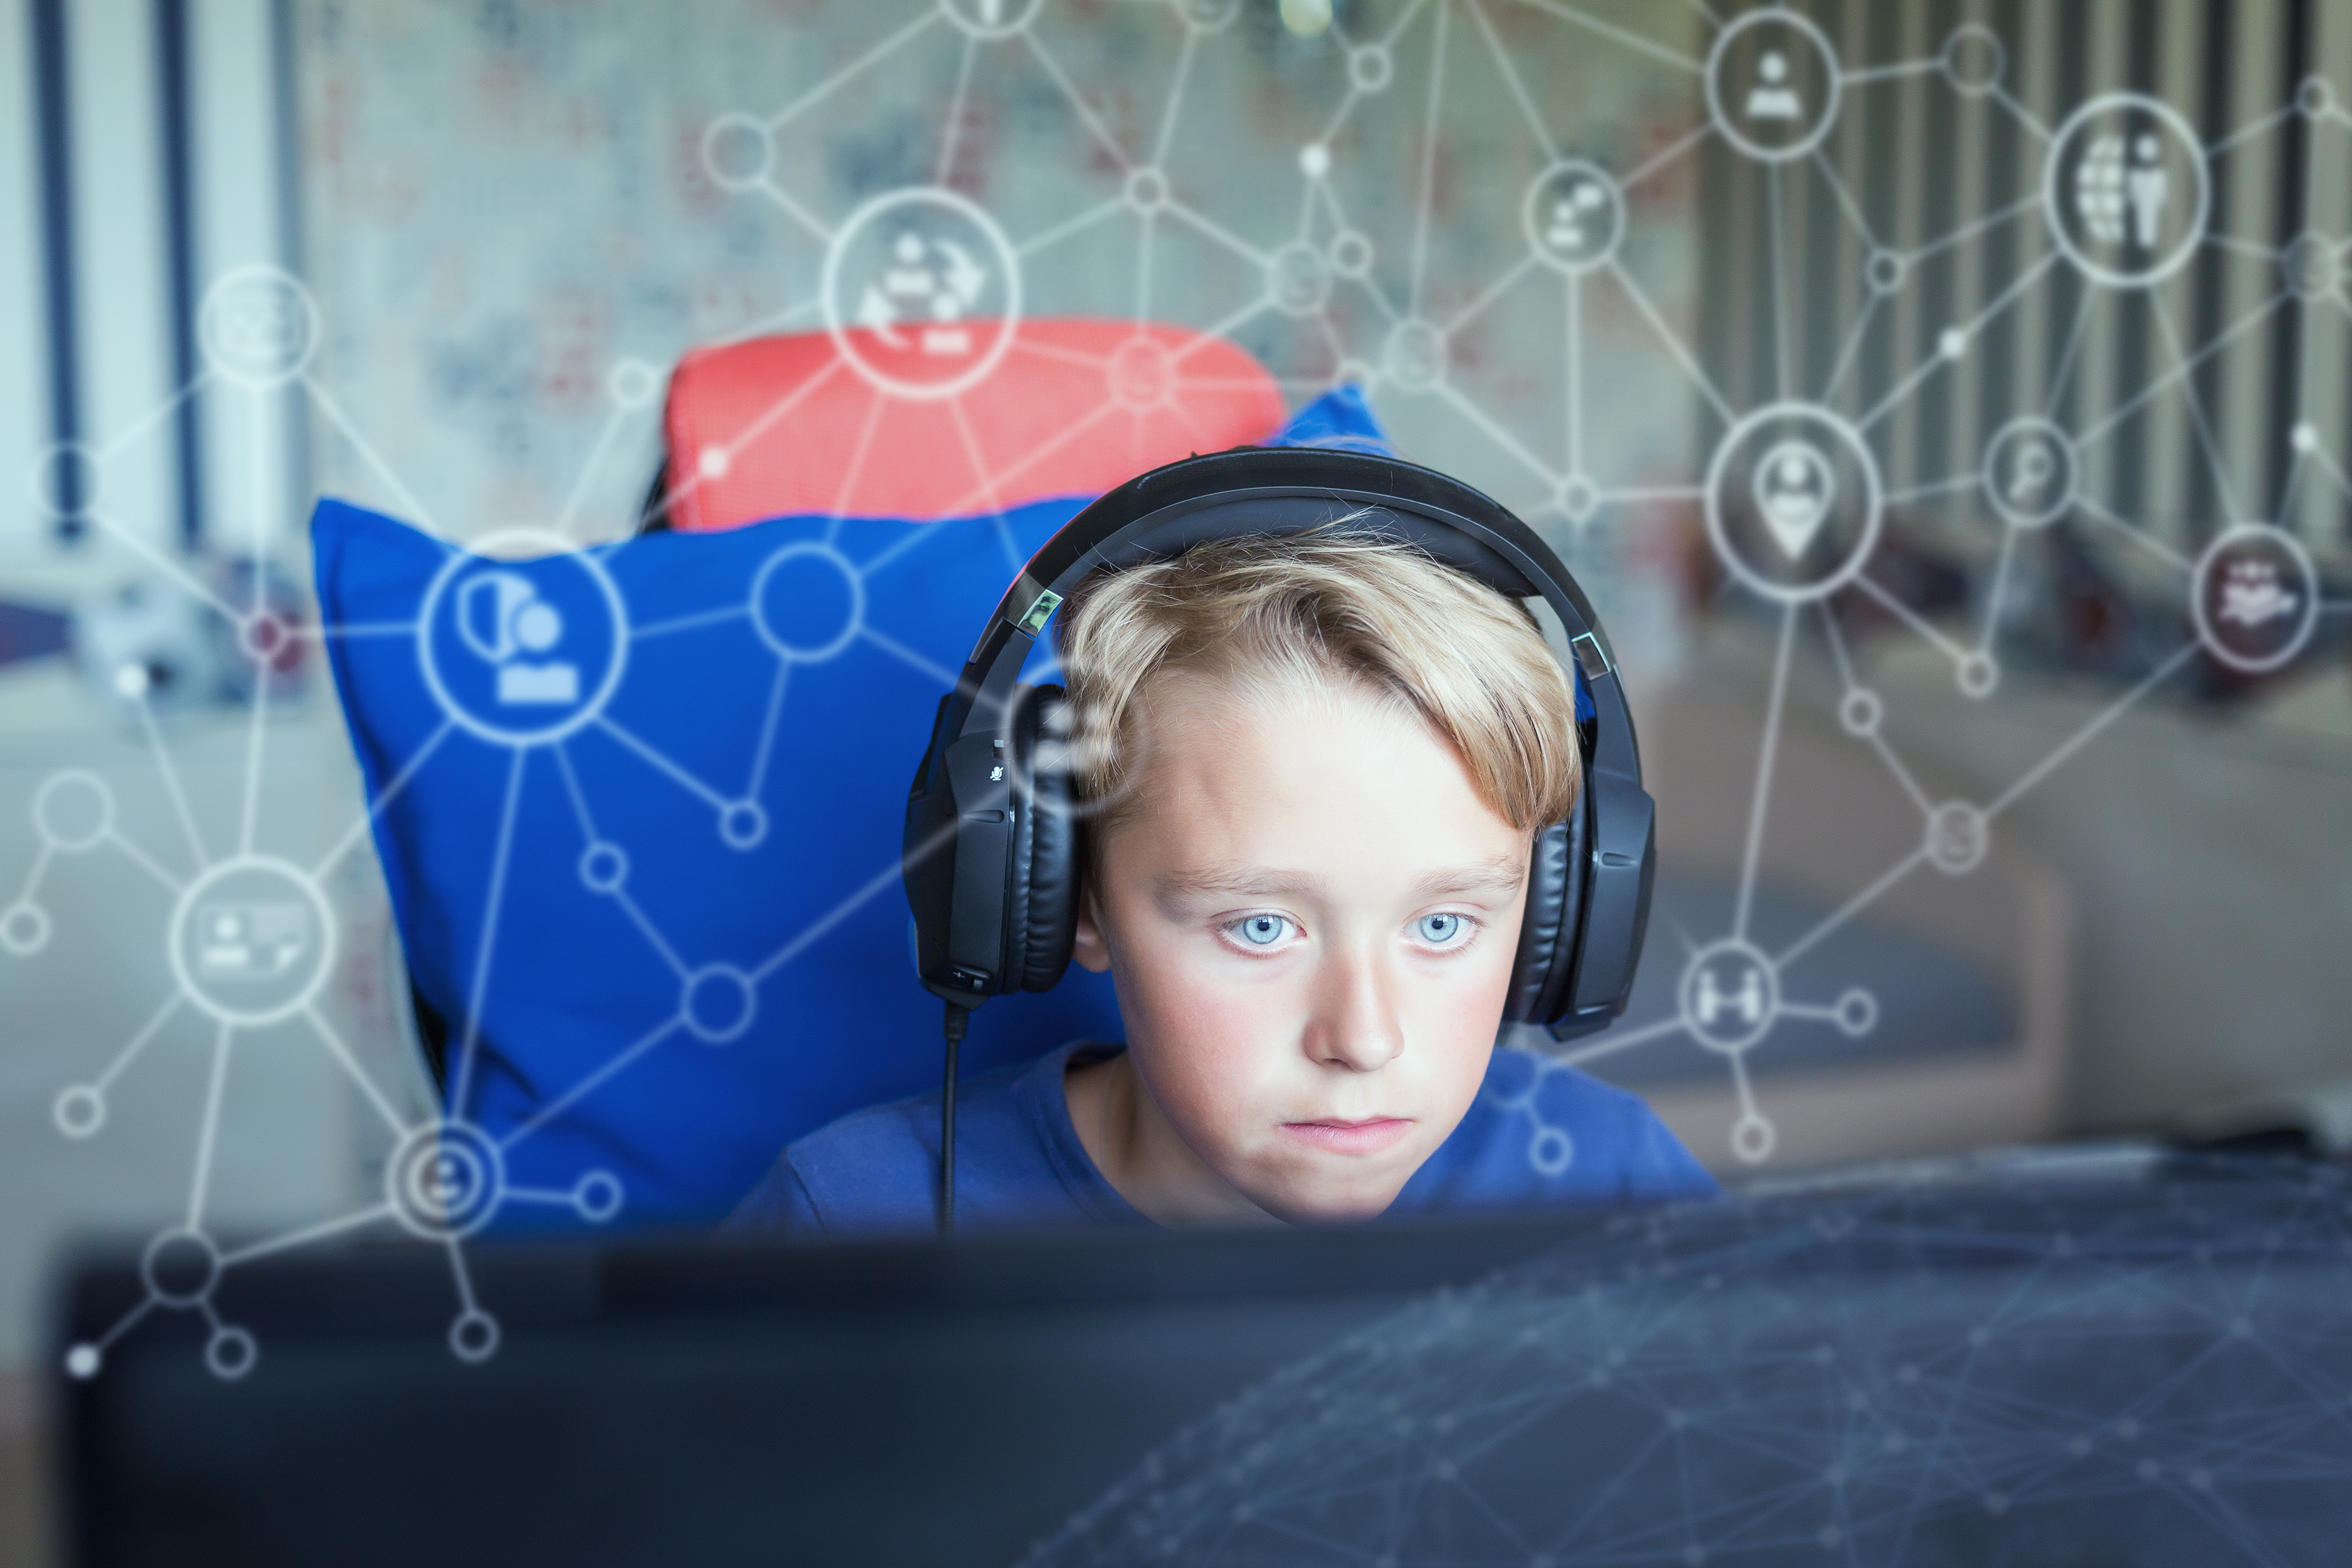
318 389 1391 1228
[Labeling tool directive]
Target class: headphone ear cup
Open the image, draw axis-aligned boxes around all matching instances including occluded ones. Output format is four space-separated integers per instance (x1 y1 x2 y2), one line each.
1502 804 1588 1025
1008 686 1080 992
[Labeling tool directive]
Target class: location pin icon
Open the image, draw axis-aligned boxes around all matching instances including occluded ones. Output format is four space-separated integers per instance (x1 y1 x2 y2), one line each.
1752 441 1837 560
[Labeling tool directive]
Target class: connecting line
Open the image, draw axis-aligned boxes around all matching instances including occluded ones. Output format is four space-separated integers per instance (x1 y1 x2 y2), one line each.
186 1023 236 1232
938 32 979 185
861 627 961 690
219 1205 396 1269
1555 1014 1690 1069
1621 121 1713 191
497 1017 682 1151
644 356 851 525
766 7 936 132
2207 101 2300 159
313 719 455 878
1015 196 1127 259
594 716 731 810
95 370 212 461
2078 290 2288 445
2150 293 2249 527
1857 252 2063 432
1466 0 1558 163
1985 85 2051 143
2043 287 2096 416
944 397 1022 575
744 660 793 804
302 1004 411 1135
239 655 272 857
610 888 691 981
1152 24 1198 169
1442 252 1539 337
11 842 53 907
1883 473 1979 506
1606 259 1737 427
1566 272 1583 477
90 994 183 1094
1985 643 2199 821
448 746 530 1121
2203 232 2286 265
751 817 963 987
1439 383 1564 490
1820 292 1881 408
443 1234 478 1315
554 401 630 540
1406 0 1451 321
1852 574 1970 665
1808 149 1881 251
631 605 750 640
103 832 183 895
1768 165 1794 402
1977 519 2022 654
2072 494 2194 573
1905 195 2040 266
863 403 1124 576
1160 198 1273 269
1775 848 1927 970
1024 29 1132 172
81 508 246 623
1733 605 1799 945
1838 58 1940 86
298 621 415 640
300 375 443 535
1505 0 1703 73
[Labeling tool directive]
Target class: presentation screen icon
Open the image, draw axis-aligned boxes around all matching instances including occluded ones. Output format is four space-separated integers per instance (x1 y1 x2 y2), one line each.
458 571 577 706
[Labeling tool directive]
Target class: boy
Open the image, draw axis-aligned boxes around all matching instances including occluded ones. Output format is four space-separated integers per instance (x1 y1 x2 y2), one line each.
731 531 1712 1233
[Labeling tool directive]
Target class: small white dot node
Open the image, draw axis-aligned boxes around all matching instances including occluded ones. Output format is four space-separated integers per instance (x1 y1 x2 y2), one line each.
1279 0 1332 38
0 901 51 957
1298 142 1330 179
1838 688 1883 737
1348 45 1395 94
112 663 150 698
2293 422 2318 453
53 1084 105 1138
1122 165 1171 215
608 357 662 410
683 964 758 1044
1956 650 1999 700
2298 76 2334 118
718 800 769 851
574 1171 624 1223
698 448 731 480
1865 250 1906 295
35 771 115 852
64 1345 100 1380
1939 327 1967 361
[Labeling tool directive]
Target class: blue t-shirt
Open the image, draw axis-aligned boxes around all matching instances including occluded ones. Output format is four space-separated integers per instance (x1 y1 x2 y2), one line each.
727 1041 1715 1235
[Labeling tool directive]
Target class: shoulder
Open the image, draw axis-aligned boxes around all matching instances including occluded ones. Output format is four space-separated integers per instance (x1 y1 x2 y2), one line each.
1399 1046 1718 1212
726 1094 940 1238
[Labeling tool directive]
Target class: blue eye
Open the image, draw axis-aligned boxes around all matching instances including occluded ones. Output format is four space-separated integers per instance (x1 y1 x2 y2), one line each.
1416 912 1468 946
1234 914 1292 948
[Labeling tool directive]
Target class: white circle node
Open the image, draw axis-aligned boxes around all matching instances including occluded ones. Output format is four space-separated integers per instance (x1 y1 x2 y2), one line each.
141 1228 221 1309
2291 422 2318 453
240 611 291 667
719 801 769 851
1940 26 2005 95
1864 250 1907 294
1982 417 2079 529
1122 165 1172 215
1107 334 1178 411
1731 1114 1778 1164
26 442 103 520
1703 402 1885 606
2 901 52 957
205 1326 258 1381
34 770 114 851
700 113 773 192
1705 11 1843 164
416 530 632 747
2280 232 2341 300
574 1170 624 1223
608 357 662 410
198 266 321 388
2043 93 2211 289
1955 651 2000 700
54 1085 105 1139
2297 76 2334 118
386 1120 506 1240
64 1345 100 1380
1938 327 1968 361
1382 319 1448 393
1348 45 1395 94
822 186 1022 402
751 541 866 663
2190 523 2320 674
1833 988 1879 1037
1559 476 1601 526
1529 1125 1574 1176
1174 0 1241 32
1267 242 1334 316
1329 230 1375 279
449 1309 502 1364
1838 688 1883 737
579 841 629 894
1523 160 1626 275
168 857 338 1027
683 964 758 1044
1679 939 1780 1055
1925 800 1990 876
1298 143 1331 179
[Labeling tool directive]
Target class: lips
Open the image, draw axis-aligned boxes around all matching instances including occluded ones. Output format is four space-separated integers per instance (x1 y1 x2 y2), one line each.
1278 1117 1414 1155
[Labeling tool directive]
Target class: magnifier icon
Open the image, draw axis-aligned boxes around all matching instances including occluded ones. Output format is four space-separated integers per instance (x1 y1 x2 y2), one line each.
2007 443 2054 501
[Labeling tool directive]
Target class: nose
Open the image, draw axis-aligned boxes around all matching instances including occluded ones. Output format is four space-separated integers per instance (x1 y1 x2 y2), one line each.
1301 939 1406 1073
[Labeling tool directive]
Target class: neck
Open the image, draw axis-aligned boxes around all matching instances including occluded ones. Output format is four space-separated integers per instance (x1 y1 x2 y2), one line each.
1064 1049 1277 1226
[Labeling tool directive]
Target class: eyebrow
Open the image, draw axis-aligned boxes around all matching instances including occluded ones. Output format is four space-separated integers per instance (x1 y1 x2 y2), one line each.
1155 853 1527 902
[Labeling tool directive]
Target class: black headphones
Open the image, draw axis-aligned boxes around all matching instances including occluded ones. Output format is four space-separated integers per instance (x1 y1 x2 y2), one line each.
901 445 1656 1228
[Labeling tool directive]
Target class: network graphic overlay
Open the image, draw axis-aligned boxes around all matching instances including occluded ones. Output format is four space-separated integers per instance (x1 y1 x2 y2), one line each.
12 1 2352 1378
1028 1158 2352 1567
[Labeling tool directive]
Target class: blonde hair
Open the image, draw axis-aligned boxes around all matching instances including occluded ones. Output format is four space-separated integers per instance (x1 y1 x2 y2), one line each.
1053 529 1582 839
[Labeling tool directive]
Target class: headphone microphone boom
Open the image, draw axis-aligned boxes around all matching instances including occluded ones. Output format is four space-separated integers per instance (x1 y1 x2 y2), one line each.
902 445 1658 1231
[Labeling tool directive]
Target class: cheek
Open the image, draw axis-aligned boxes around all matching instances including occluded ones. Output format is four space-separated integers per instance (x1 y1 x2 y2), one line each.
1111 940 1297 1134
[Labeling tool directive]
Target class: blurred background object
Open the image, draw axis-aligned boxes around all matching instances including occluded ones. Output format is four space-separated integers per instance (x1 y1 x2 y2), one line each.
5 2 2352 1559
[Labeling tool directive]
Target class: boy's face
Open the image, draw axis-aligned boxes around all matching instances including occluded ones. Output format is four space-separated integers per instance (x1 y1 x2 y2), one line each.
1071 674 1531 1223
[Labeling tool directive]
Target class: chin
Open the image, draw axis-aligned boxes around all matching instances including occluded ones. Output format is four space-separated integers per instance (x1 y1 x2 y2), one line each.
1257 1175 1408 1226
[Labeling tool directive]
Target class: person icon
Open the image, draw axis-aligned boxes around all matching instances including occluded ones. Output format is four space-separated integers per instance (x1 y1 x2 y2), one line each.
1745 50 1803 121
2126 132 2169 249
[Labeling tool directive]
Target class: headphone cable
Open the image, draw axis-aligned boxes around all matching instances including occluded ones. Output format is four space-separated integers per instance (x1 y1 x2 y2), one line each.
938 1001 968 1235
